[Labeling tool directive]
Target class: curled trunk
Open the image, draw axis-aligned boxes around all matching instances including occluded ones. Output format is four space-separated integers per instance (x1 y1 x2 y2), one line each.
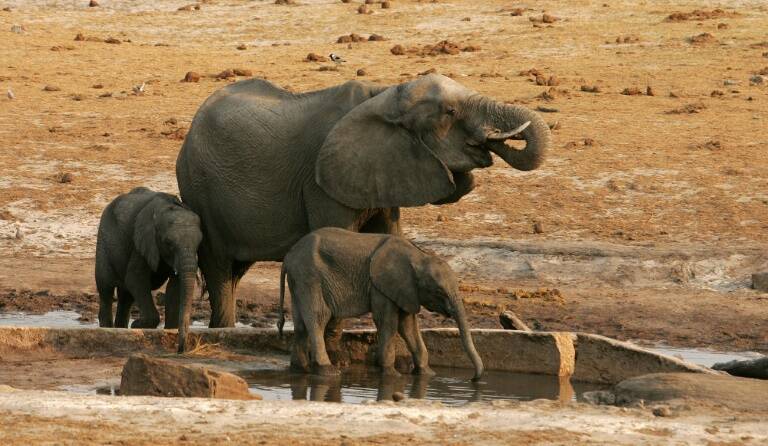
450 295 484 381
469 99 551 171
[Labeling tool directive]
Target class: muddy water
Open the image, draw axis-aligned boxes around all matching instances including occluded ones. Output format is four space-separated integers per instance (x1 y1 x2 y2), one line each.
0 311 95 327
241 365 608 406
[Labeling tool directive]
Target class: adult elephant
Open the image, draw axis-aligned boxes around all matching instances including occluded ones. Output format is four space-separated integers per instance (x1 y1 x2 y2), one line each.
176 74 550 328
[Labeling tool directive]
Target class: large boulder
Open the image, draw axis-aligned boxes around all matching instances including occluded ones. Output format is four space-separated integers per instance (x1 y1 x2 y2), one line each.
614 373 768 412
120 354 260 400
712 356 768 380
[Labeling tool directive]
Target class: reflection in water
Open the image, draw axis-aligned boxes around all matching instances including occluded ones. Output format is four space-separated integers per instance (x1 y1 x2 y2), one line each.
241 365 607 406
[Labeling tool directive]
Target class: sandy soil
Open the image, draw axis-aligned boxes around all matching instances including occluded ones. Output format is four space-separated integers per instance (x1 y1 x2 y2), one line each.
1 386 767 445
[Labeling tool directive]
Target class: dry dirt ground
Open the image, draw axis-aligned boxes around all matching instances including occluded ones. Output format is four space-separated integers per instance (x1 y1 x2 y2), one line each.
1 0 767 353
0 0 768 442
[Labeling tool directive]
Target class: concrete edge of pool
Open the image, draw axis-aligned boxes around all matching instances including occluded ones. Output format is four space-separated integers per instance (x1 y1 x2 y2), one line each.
0 327 715 384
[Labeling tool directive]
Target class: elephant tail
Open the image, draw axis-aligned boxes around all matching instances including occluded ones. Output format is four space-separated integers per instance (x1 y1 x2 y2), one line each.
278 263 286 338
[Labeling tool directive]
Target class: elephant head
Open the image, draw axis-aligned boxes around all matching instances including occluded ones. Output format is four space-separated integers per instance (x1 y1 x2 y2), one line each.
369 237 484 381
134 196 203 352
316 74 550 209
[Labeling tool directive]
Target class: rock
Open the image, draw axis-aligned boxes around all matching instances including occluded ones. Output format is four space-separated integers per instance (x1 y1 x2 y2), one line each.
749 75 766 86
542 14 558 23
533 221 545 233
390 44 405 55
43 85 61 92
752 273 768 292
509 8 523 16
10 24 25 34
236 44 247 50
356 68 367 76
368 33 387 41
178 4 201 11
104 37 121 44
723 79 738 86
652 405 672 417
572 334 714 384
232 68 253 77
216 69 235 80
582 390 615 405
580 85 601 93
305 52 327 62
646 86 655 96
54 172 74 183
88 0 99 7
392 391 405 402
275 0 295 4
621 87 643 96
712 356 768 379
614 373 768 411
357 4 369 14
381 1 391 8
120 354 260 400
498 311 531 331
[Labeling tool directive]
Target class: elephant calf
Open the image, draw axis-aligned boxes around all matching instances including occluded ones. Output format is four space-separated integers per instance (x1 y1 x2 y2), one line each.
95 187 202 352
278 227 484 380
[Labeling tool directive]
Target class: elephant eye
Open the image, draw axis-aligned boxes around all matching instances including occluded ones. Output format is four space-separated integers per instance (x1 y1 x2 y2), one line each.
446 107 456 116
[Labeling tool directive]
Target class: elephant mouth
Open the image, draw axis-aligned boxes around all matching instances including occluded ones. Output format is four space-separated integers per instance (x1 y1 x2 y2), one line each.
464 121 530 167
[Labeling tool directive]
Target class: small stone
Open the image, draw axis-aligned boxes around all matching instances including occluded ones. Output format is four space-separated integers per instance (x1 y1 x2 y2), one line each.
749 75 766 86
381 1 391 8
71 94 85 101
583 138 595 146
178 3 201 11
580 85 601 93
357 4 369 14
88 0 99 6
56 172 74 183
305 53 327 62
368 33 387 41
233 68 253 77
646 86 655 96
533 221 544 234
236 44 247 50
652 406 672 417
43 85 61 92
392 391 405 402
216 69 235 80
104 37 121 44
356 68 367 76
509 8 523 16
390 44 405 55
541 13 558 23
436 214 444 222
723 79 738 86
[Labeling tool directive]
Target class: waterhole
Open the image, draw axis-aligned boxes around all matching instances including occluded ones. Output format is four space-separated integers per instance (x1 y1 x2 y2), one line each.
240 365 608 406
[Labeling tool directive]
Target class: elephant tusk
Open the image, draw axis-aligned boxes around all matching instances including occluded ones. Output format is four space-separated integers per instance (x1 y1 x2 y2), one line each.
485 121 530 141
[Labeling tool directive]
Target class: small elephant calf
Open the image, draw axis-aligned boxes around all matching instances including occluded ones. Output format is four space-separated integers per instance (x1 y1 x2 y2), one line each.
95 187 202 352
278 227 484 380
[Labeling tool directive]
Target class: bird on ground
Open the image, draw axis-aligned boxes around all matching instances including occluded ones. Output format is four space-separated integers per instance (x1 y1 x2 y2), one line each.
132 82 145 95
329 53 346 65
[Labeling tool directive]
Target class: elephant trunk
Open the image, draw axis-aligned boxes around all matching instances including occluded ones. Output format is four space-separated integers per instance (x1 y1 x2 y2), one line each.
450 294 484 381
470 99 551 171
177 252 198 353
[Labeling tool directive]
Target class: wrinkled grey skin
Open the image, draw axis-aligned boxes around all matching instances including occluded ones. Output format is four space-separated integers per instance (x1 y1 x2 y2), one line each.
277 228 484 381
176 74 550 328
95 187 202 352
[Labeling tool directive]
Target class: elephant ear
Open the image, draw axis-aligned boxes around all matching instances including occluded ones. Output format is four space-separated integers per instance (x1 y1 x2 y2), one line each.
133 200 160 272
316 85 455 209
369 237 421 314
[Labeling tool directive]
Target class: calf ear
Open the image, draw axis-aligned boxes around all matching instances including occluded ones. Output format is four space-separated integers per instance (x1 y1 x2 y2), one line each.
133 201 160 271
369 238 421 314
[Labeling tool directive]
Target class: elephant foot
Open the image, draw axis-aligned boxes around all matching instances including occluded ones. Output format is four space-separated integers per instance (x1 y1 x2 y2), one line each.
412 366 436 376
313 364 340 376
290 359 311 374
130 318 160 329
380 366 401 378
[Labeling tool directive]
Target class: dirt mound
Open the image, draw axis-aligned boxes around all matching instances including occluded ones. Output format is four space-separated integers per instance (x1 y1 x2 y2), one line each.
389 40 480 56
665 9 739 22
688 33 717 45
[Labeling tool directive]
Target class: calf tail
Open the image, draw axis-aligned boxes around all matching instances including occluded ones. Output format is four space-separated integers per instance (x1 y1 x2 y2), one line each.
278 263 286 337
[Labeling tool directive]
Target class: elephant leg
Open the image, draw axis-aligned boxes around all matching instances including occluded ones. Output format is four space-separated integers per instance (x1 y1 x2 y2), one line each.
96 281 115 328
359 207 401 236
125 258 160 328
308 316 336 375
114 288 133 328
163 276 180 329
398 312 433 375
290 313 311 373
372 295 400 377
199 243 236 328
324 318 346 367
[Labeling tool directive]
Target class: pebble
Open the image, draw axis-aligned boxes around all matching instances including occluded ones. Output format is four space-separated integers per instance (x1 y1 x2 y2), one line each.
652 406 672 417
182 71 201 83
